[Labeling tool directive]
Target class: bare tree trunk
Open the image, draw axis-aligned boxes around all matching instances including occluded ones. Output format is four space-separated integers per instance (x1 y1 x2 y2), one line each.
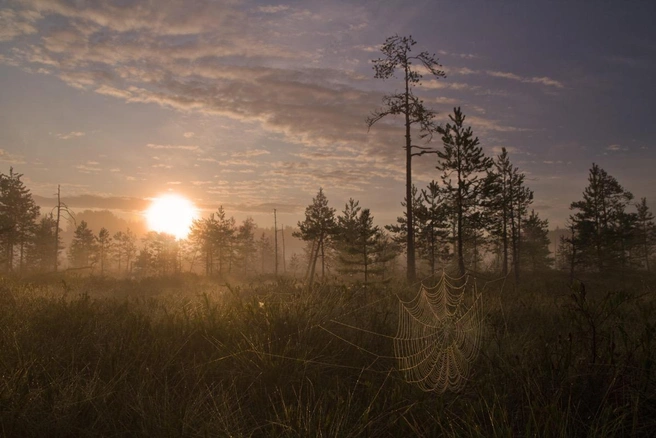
404 65 416 283
309 238 321 284
320 234 326 281
274 209 278 276
281 225 286 273
304 240 316 281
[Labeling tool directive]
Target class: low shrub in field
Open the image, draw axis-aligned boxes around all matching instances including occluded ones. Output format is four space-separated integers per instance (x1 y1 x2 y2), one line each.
0 273 654 436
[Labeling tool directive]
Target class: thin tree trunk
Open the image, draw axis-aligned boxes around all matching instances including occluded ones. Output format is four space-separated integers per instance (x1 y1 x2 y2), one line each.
281 225 286 273
274 209 278 276
304 240 316 281
502 181 508 276
404 65 416 283
320 234 326 281
309 238 321 284
54 185 61 272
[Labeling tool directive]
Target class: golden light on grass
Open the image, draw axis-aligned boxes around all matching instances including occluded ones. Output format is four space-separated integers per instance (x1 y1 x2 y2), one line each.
145 194 198 239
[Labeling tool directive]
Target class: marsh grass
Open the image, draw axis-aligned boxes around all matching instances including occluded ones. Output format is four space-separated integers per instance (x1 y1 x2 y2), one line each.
0 272 654 437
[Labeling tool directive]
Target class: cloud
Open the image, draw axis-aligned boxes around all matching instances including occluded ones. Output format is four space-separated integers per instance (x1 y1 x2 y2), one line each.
420 80 478 91
146 144 199 151
0 8 38 42
465 116 530 133
229 202 302 214
3 0 559 211
217 159 261 167
606 144 628 151
56 131 85 140
0 149 26 164
75 162 102 173
231 149 270 158
490 146 525 155
437 50 478 59
33 194 150 212
486 70 564 88
257 5 290 14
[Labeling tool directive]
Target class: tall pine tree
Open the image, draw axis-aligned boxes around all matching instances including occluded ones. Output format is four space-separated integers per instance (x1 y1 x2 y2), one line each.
435 107 492 275
367 35 446 282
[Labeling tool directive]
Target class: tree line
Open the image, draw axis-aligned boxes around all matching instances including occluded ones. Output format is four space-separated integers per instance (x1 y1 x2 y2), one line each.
358 34 655 281
0 162 653 281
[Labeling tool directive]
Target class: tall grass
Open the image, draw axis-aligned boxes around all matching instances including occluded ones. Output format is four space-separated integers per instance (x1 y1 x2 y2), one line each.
0 272 654 437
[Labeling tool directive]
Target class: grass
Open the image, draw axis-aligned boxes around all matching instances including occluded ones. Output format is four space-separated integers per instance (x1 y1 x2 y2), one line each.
0 271 654 437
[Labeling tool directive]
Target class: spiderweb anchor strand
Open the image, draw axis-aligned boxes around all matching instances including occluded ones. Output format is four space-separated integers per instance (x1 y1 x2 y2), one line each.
394 271 483 393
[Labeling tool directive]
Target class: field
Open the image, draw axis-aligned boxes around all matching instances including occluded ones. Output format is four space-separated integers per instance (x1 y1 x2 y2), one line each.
0 272 654 437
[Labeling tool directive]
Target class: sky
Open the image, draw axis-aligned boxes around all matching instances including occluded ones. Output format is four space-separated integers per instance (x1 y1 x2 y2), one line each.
1 0 655 231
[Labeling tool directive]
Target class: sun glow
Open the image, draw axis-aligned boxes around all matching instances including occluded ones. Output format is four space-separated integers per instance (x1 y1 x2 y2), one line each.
145 194 198 239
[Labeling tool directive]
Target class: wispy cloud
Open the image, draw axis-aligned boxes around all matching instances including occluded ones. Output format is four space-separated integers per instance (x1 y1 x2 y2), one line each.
231 149 270 158
56 131 85 140
257 5 290 14
146 144 199 151
486 70 564 88
437 50 478 59
0 149 26 164
420 80 477 91
606 144 628 151
75 162 102 173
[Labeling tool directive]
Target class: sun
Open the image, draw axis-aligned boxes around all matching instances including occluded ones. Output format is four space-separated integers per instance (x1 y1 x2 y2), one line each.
145 194 198 239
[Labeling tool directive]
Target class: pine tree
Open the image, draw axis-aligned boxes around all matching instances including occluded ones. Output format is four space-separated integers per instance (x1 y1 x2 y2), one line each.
385 185 422 251
138 232 178 276
367 35 446 283
26 213 60 273
415 181 450 276
96 227 112 275
335 198 362 273
520 210 552 272
486 148 534 279
189 216 215 275
436 107 493 275
68 221 97 269
212 206 236 275
288 253 301 277
188 207 237 276
113 228 137 275
570 164 633 272
335 200 383 283
509 167 533 281
257 232 274 274
634 198 654 271
235 217 257 276
293 188 336 284
0 168 40 272
488 148 512 276
373 232 401 281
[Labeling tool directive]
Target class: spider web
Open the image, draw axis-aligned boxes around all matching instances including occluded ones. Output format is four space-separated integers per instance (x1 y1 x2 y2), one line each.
394 272 483 393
